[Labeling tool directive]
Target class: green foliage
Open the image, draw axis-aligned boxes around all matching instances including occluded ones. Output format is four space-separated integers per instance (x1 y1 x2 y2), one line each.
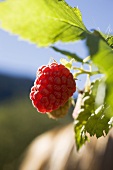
0 0 113 151
74 31 113 149
74 79 111 150
85 105 110 137
0 0 87 46
74 80 98 150
87 32 113 118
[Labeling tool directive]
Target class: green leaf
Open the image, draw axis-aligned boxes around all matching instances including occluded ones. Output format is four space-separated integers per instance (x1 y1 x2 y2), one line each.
74 79 111 150
86 32 113 118
93 30 113 48
74 92 94 150
52 46 83 62
74 121 88 151
93 30 113 49
85 105 110 138
73 7 82 21
74 80 100 150
0 0 88 46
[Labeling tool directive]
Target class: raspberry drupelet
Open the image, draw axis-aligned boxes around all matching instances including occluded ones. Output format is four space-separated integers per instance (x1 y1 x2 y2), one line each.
30 62 76 113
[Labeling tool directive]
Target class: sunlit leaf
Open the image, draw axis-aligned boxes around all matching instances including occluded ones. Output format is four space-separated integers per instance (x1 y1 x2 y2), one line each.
0 0 88 46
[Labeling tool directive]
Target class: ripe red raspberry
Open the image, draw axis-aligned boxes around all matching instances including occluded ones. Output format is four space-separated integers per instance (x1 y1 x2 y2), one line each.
30 62 76 113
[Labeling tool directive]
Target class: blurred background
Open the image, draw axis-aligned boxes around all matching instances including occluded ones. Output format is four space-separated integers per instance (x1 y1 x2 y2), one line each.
0 0 113 169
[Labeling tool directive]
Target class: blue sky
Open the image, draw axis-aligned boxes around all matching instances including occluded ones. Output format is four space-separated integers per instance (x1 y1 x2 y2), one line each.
0 0 113 79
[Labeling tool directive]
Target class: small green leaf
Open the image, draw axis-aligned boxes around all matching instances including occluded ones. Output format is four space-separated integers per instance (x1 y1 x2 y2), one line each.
74 122 88 151
0 0 88 46
52 46 83 62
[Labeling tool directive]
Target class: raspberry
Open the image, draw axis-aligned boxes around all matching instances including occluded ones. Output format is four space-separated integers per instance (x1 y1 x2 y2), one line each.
30 62 76 113
47 99 71 119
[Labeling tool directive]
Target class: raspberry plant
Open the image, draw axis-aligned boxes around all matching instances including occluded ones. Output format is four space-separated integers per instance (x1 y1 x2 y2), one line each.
0 0 113 150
